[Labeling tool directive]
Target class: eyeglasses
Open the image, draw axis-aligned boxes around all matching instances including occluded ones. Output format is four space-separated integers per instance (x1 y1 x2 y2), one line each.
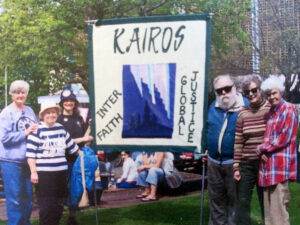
121 154 127 156
243 87 258 96
215 85 233 95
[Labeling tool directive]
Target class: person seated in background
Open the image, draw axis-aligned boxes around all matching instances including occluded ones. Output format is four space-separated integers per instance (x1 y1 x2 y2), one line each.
116 151 138 188
136 152 174 201
135 151 149 168
179 152 194 160
131 151 142 162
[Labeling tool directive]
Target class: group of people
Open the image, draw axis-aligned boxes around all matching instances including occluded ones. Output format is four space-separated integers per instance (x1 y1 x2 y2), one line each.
117 151 175 202
0 74 297 225
203 74 298 225
0 79 176 225
0 80 93 225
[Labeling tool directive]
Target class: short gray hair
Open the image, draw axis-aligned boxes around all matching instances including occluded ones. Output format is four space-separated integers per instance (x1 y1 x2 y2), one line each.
261 75 285 94
213 74 234 89
241 74 262 90
9 80 30 95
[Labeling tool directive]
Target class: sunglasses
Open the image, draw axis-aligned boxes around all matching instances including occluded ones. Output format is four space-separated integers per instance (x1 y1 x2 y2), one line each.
243 87 258 96
215 85 233 95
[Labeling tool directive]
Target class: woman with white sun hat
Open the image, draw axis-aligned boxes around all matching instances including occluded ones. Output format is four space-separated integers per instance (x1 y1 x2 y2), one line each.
26 100 79 225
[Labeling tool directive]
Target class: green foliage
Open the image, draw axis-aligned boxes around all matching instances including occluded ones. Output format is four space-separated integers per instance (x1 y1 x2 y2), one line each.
0 0 252 109
0 0 73 110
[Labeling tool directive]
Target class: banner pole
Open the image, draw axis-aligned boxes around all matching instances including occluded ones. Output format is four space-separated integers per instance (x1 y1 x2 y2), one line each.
200 162 205 225
93 182 99 225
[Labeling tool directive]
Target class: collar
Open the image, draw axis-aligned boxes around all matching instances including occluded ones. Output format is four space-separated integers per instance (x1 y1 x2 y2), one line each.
270 99 285 113
248 98 266 110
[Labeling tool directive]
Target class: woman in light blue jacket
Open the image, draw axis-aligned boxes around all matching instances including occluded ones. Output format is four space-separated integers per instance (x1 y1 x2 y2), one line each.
0 80 38 225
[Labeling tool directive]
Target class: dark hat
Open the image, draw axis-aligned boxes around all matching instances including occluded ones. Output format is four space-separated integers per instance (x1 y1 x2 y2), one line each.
60 89 77 104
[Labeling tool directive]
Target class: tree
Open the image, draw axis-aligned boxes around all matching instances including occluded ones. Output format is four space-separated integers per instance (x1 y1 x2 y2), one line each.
0 0 82 110
252 0 300 93
0 0 252 110
174 0 252 76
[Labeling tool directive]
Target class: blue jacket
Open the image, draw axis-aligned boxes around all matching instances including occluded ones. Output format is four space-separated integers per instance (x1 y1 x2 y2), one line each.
69 147 98 206
205 94 249 162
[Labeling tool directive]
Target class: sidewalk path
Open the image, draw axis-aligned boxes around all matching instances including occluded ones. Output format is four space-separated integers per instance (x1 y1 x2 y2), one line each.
0 171 203 221
99 187 201 209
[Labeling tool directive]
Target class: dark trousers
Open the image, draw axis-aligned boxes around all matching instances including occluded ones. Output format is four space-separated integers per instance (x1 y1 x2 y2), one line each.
36 171 67 225
207 159 237 225
236 160 264 225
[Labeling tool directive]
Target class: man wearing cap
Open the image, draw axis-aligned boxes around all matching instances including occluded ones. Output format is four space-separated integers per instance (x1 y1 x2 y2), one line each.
202 75 248 225
26 101 80 225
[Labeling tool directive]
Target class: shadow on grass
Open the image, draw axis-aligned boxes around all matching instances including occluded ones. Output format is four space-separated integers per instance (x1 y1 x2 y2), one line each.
3 182 300 225
75 195 209 225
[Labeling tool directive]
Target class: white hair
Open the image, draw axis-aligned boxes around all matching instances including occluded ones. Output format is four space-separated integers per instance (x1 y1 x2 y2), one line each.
9 80 30 95
261 75 285 94
213 74 234 89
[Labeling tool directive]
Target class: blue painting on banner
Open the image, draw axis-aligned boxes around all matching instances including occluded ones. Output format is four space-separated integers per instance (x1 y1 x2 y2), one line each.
122 63 176 138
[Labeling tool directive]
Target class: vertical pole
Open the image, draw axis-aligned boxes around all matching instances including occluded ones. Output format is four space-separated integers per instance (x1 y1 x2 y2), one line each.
93 181 99 225
200 162 205 225
5 64 7 107
252 0 260 74
4 42 7 107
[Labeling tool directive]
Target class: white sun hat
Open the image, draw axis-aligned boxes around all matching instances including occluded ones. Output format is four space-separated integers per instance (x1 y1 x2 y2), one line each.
39 101 60 118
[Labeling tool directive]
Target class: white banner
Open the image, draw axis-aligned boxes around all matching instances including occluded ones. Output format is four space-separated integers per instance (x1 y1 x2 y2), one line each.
90 15 210 152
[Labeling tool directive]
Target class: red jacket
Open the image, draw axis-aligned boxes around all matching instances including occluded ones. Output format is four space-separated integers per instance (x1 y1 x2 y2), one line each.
257 100 298 187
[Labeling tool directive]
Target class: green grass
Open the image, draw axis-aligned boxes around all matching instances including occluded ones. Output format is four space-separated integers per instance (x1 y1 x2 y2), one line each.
1 182 300 225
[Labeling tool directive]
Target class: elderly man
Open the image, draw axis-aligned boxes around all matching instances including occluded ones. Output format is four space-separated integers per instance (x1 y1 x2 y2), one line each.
257 76 298 225
202 74 248 225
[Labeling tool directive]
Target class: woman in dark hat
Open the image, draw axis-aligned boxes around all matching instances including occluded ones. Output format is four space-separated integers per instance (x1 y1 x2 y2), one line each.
57 89 93 225
58 89 93 148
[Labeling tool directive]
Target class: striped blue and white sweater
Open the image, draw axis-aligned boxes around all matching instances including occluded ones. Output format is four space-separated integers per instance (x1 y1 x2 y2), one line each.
26 122 79 172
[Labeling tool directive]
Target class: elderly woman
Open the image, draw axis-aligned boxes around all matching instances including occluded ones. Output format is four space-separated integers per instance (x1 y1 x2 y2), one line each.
257 76 298 225
233 75 270 224
26 101 79 225
0 80 38 225
136 152 174 201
